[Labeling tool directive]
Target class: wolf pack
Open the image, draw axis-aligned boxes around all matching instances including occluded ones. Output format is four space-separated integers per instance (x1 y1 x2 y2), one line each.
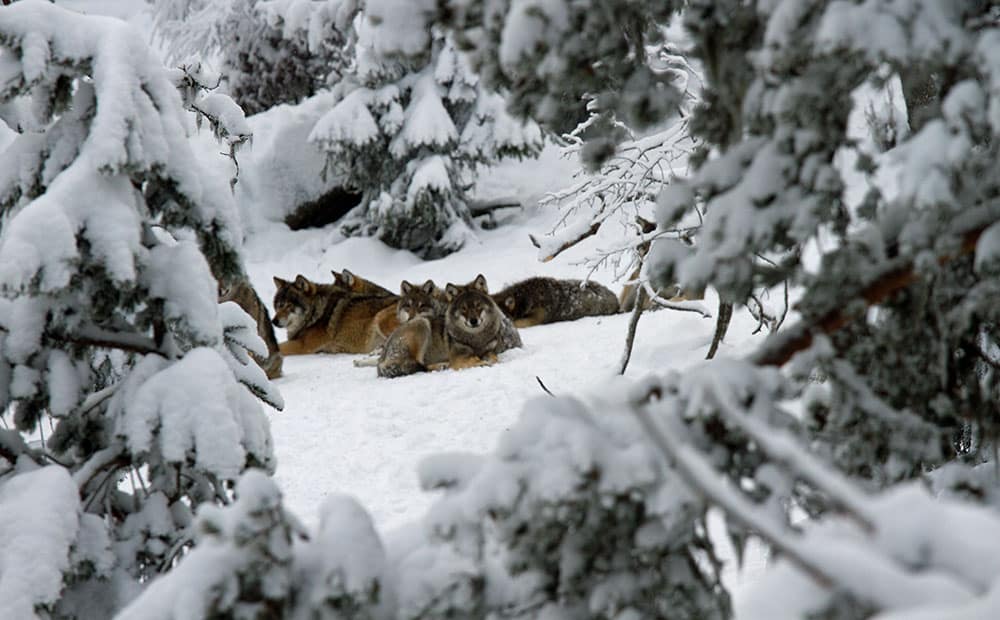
223 268 693 380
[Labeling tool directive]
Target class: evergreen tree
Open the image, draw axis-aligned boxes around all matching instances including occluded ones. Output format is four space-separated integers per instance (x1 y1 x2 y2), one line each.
0 2 280 616
309 0 543 258
222 0 351 115
151 0 350 115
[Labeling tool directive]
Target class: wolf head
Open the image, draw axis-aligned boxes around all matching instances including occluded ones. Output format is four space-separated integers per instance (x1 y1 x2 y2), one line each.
272 274 329 337
445 274 497 333
397 279 444 322
495 291 519 317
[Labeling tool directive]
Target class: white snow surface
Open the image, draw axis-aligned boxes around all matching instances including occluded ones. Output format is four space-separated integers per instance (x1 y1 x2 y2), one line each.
0 466 80 620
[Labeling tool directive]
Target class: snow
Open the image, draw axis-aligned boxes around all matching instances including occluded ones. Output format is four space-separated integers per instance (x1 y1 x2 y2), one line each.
144 239 222 346
115 348 272 479
407 155 452 201
246 206 767 534
365 0 435 58
236 90 341 226
310 87 380 148
0 465 80 620
389 72 458 157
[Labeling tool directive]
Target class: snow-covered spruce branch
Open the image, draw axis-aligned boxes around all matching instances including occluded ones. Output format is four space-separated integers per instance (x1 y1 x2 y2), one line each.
751 220 991 368
0 429 45 468
63 326 166 357
72 444 128 491
173 62 252 191
702 374 876 532
629 393 838 590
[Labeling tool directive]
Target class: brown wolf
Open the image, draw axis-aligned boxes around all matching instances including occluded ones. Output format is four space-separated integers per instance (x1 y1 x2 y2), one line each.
272 274 399 355
376 280 450 378
445 274 522 369
219 277 284 379
492 277 619 328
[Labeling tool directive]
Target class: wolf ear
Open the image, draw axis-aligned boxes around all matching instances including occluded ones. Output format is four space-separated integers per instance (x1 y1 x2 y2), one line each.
273 276 289 289
421 279 436 294
294 275 317 295
331 270 342 284
400 280 414 295
341 269 356 287
445 283 460 301
472 274 488 293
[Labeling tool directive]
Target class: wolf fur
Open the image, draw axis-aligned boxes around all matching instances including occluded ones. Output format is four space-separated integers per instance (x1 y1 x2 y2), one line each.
445 274 522 369
219 277 284 379
272 273 399 355
492 277 619 328
332 269 395 298
377 280 450 378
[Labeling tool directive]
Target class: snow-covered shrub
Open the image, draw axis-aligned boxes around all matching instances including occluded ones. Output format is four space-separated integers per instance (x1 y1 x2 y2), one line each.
0 2 279 615
116 470 299 619
309 1 543 258
406 390 735 619
118 471 392 619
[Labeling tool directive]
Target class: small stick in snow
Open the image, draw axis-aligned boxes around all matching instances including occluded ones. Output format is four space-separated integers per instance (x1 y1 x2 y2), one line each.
535 376 555 397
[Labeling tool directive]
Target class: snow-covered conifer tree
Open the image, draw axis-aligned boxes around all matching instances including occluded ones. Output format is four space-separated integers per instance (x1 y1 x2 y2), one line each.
151 0 349 115
0 2 280 616
310 0 543 258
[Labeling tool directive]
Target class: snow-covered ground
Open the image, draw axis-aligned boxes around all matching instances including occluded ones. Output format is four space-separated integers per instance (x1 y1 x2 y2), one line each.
237 144 773 593
42 0 777 595
248 213 768 531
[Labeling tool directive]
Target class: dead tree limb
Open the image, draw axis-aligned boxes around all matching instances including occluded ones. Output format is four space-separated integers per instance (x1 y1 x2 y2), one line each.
529 221 602 262
705 300 733 359
619 287 648 374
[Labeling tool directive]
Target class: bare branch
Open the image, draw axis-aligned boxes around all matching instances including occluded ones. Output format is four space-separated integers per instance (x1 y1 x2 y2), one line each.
619 287 647 374
706 301 733 360
62 326 164 357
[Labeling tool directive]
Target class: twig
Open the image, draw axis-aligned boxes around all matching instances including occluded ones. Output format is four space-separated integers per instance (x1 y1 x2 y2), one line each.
642 282 712 318
535 376 555 397
74 445 126 490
